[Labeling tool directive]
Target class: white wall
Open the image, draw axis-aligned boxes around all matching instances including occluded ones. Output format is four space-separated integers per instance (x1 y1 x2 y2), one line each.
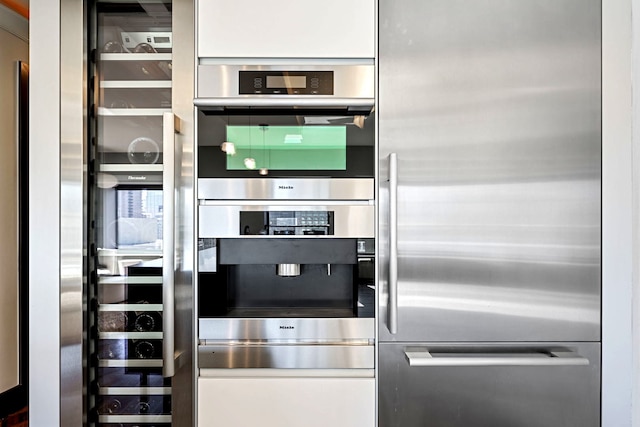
602 0 635 426
632 0 640 425
0 5 28 397
29 0 61 425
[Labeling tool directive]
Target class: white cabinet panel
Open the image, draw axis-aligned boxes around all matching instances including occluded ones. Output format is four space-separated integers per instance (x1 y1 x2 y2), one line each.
198 376 374 427
197 0 375 58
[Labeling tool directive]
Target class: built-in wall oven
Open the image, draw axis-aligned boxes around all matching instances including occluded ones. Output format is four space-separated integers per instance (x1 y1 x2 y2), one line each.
194 64 375 427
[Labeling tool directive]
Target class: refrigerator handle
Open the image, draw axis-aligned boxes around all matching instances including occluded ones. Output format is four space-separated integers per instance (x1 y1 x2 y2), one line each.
404 348 590 367
388 153 398 334
162 112 181 378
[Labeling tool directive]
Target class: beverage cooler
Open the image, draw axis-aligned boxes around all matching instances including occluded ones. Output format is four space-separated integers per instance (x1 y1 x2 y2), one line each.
83 1 194 426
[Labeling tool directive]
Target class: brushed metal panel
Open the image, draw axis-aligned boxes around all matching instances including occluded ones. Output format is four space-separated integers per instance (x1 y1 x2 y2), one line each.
197 64 374 100
198 344 374 369
378 0 601 342
171 0 195 426
199 204 374 238
379 342 600 427
60 1 86 426
199 318 374 341
198 178 374 200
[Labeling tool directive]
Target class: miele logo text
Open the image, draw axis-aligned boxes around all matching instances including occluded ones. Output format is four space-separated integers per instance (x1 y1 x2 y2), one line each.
278 185 294 190
279 326 295 329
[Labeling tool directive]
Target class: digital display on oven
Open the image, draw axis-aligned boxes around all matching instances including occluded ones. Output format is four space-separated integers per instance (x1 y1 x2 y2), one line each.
239 71 333 95
266 75 306 89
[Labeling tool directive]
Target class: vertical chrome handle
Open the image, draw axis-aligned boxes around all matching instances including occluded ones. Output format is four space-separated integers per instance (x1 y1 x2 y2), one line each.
162 112 180 377
388 153 398 334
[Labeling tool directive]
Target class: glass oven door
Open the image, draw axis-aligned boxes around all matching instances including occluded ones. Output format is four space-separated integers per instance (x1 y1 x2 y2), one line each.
197 108 374 178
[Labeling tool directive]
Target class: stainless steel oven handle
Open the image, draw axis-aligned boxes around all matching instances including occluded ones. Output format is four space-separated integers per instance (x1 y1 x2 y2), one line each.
404 349 590 367
193 97 375 109
162 112 181 377
388 153 398 334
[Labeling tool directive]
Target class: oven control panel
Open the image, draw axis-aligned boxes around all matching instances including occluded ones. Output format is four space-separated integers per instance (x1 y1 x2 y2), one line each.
239 71 334 95
240 210 334 235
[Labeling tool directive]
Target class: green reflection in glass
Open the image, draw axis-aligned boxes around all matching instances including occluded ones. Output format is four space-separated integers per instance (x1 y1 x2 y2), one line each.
226 125 347 170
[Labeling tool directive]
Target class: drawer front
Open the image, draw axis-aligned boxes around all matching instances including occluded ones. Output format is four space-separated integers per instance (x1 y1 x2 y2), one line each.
198 376 374 427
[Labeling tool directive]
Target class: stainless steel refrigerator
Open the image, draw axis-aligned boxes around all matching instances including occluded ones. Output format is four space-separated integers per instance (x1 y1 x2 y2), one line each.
377 0 602 426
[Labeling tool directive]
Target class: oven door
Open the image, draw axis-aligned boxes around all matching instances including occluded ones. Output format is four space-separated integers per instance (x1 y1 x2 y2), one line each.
196 106 374 179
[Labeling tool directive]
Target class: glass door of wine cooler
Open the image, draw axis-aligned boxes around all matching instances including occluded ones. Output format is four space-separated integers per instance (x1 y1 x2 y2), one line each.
89 3 173 426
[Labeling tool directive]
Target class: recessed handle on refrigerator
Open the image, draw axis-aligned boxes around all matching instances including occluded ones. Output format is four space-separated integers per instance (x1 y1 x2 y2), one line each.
162 112 181 377
388 153 398 334
404 348 589 367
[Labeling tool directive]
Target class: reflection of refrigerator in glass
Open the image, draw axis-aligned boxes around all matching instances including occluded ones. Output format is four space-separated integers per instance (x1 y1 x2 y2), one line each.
377 0 602 426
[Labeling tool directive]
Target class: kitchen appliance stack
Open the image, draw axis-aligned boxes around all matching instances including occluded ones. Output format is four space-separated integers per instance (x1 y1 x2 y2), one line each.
32 0 603 426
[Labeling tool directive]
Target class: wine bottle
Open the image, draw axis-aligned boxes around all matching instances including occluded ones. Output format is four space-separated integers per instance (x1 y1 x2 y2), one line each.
132 339 156 359
98 397 122 414
133 310 162 332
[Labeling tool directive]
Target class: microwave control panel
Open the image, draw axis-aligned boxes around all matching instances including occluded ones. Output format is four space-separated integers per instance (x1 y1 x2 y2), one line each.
239 71 334 95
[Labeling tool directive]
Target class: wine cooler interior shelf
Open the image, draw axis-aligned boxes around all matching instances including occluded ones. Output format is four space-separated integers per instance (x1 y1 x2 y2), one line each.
89 2 173 426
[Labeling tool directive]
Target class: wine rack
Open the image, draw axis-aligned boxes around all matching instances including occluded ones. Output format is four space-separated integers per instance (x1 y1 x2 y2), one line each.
89 3 172 426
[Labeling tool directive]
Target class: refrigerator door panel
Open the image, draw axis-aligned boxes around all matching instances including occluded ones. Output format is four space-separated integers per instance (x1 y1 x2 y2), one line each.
378 0 601 342
378 342 600 427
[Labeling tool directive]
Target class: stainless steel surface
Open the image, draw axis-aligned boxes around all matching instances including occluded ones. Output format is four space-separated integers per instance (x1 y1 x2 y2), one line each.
198 343 374 369
199 368 374 378
99 414 172 424
60 0 86 425
162 112 178 378
277 263 300 276
170 1 195 422
378 0 601 343
197 64 374 100
98 359 163 368
387 153 398 334
198 178 374 201
194 97 375 109
379 342 601 427
100 386 172 395
199 318 374 341
404 347 589 367
199 204 374 238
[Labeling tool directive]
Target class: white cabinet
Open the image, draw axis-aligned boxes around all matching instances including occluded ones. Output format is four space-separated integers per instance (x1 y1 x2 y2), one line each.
198 376 375 427
197 0 375 58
